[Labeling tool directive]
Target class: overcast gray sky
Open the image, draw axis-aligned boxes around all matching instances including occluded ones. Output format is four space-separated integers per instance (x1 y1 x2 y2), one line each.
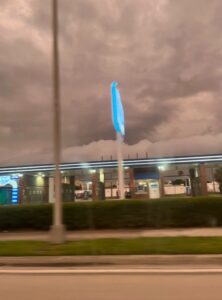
1 0 222 165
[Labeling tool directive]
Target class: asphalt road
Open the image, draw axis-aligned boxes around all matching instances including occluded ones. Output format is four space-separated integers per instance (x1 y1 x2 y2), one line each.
1 270 222 300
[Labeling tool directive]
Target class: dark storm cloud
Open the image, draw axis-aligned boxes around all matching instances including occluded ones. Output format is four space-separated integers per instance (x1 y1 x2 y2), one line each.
0 0 222 164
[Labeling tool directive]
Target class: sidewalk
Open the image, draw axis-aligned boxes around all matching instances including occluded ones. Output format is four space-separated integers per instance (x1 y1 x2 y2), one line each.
0 228 222 241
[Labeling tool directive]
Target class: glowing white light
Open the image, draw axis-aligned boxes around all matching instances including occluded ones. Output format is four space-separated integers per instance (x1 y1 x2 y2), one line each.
158 165 166 171
90 170 96 174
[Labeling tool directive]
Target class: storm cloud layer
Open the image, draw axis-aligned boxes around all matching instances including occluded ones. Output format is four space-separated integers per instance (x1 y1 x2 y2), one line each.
0 0 222 165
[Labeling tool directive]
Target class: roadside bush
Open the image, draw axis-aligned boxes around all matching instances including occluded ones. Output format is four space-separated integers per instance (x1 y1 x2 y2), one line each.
0 197 222 231
0 204 52 230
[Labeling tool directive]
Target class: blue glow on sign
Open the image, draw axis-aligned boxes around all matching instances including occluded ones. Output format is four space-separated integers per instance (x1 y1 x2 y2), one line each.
110 81 125 136
11 188 18 203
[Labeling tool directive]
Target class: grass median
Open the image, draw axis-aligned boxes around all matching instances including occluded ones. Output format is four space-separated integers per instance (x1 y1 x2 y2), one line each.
1 237 222 256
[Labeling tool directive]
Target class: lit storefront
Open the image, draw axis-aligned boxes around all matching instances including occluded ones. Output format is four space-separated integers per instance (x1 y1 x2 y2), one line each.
0 154 221 204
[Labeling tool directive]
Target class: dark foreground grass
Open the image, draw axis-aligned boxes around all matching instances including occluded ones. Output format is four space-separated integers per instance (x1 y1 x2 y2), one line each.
1 237 222 256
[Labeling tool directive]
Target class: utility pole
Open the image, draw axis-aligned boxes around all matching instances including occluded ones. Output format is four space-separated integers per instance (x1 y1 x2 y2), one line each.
117 132 125 199
50 0 65 244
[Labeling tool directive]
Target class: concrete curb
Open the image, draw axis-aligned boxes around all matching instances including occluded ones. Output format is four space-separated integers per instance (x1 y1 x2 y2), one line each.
1 228 222 241
1 255 222 267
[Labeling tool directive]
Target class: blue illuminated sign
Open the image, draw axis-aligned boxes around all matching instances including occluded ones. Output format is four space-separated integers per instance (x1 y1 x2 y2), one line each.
110 81 125 136
12 188 18 204
0 175 19 204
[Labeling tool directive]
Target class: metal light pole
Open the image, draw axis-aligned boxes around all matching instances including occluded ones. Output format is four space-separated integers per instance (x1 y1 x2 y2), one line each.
117 132 125 199
50 0 65 244
110 81 125 199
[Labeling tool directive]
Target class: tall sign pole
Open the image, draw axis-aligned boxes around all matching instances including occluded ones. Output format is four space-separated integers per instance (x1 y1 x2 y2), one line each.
116 132 125 199
110 82 125 199
50 0 65 243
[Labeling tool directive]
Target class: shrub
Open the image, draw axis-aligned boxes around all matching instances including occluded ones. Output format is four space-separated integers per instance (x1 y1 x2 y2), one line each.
0 197 222 231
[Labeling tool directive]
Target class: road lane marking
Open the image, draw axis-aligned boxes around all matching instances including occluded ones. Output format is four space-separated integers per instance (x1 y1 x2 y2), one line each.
1 268 222 275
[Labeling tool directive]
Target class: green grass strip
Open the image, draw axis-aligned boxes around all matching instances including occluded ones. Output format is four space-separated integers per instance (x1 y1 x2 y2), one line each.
1 237 222 256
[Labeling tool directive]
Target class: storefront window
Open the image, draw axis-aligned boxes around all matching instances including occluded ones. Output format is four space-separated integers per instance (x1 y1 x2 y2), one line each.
135 180 148 194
